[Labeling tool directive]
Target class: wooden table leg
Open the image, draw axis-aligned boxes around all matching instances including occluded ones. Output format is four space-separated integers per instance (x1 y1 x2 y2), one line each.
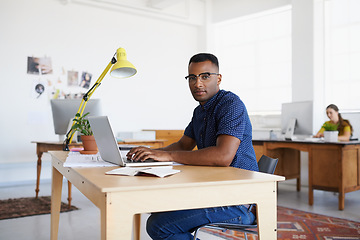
296 177 301 192
67 180 72 209
339 150 345 210
134 214 141 240
256 182 278 239
339 189 345 210
100 203 135 240
308 149 314 205
51 166 63 240
35 151 43 198
309 186 314 206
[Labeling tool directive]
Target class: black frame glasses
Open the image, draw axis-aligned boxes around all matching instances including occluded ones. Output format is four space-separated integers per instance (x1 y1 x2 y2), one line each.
185 72 219 83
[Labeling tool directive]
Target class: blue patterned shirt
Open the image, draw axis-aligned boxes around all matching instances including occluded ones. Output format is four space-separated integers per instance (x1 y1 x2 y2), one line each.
184 90 258 171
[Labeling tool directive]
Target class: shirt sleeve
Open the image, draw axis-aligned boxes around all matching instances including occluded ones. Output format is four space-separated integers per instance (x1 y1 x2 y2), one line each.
318 121 330 134
184 117 195 139
344 125 351 133
216 95 247 141
318 127 325 134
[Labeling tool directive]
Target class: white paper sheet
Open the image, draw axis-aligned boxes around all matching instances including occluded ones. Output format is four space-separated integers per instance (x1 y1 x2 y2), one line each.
64 152 116 168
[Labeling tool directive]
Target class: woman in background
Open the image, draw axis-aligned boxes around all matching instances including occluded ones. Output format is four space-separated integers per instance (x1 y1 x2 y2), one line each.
314 104 353 141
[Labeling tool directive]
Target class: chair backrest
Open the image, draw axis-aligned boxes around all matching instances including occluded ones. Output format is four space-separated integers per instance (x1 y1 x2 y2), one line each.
257 155 278 174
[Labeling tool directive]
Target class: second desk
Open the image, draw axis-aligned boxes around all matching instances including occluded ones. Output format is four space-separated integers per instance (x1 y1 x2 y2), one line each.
253 139 360 210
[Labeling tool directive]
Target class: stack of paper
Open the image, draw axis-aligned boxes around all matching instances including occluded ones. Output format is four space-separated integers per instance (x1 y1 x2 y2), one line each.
64 152 116 168
106 166 180 178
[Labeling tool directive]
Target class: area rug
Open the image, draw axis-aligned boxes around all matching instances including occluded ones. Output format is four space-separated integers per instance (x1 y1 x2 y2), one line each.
200 206 360 239
0 196 78 220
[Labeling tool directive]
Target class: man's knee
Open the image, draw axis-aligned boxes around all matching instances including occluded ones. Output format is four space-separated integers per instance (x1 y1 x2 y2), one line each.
146 214 161 238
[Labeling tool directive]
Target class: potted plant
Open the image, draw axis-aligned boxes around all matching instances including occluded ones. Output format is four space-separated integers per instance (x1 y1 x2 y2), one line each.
71 112 98 154
322 122 338 142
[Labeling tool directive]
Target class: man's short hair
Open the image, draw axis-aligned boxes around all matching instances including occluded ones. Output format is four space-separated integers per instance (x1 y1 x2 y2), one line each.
189 53 219 70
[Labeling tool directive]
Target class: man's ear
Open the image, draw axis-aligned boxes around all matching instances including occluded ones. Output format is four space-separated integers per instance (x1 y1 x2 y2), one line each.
217 74 222 85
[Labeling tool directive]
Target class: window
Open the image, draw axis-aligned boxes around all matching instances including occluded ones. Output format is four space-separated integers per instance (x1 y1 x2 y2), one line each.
214 6 292 114
324 0 360 111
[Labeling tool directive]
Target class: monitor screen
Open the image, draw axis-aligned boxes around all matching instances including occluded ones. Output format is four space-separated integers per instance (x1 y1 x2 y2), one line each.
281 101 313 136
50 99 102 136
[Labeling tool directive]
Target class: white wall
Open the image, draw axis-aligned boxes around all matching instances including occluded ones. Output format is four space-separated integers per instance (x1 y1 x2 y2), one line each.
0 0 352 168
0 0 204 163
211 0 290 23
292 0 325 134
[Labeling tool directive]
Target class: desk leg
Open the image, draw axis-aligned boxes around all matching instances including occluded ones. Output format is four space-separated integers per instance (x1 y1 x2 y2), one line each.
51 166 63 240
35 151 43 198
297 178 301 192
339 151 345 210
308 150 314 206
100 198 136 240
256 183 278 239
309 187 314 206
339 191 345 210
134 214 141 240
67 180 72 209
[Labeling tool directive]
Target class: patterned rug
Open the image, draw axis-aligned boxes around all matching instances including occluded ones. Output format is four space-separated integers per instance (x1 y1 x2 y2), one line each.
0 196 78 220
200 206 360 239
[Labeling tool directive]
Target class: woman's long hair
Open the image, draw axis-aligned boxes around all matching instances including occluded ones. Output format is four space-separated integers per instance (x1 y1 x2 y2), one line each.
326 104 353 135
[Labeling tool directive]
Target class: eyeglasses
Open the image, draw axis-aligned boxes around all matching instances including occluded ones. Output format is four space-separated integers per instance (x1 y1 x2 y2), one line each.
185 72 219 84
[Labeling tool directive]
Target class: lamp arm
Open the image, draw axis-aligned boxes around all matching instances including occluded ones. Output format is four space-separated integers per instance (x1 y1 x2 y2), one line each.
63 57 116 151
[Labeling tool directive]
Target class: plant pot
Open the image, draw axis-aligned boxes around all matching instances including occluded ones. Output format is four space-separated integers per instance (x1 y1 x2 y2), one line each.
324 131 338 142
80 135 98 154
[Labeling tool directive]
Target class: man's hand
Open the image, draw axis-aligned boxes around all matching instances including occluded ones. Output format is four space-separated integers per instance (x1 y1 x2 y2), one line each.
126 147 172 162
126 134 239 166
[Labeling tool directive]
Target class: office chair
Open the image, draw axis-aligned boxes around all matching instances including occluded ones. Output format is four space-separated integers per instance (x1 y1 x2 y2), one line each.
192 155 278 240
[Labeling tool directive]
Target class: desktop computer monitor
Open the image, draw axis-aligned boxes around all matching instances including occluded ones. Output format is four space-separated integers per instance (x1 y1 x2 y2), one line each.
281 101 313 137
51 99 102 141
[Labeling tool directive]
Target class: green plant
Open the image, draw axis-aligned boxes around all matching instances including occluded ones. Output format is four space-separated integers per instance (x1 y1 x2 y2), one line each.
71 112 93 136
322 122 338 131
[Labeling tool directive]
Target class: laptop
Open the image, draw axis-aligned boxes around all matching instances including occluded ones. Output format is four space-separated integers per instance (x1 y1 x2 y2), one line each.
88 116 173 167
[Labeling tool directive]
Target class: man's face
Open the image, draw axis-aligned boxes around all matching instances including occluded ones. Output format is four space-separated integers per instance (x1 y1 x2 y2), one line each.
187 60 222 105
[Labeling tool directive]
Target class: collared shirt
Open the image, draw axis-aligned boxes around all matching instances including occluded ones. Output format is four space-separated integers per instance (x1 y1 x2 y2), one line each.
184 90 258 171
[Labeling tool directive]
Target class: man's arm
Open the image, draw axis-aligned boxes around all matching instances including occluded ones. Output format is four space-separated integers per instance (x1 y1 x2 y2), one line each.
158 135 197 151
126 134 240 167
338 130 351 141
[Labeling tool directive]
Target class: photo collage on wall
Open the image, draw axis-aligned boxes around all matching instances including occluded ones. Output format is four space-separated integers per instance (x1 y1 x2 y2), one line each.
27 56 93 100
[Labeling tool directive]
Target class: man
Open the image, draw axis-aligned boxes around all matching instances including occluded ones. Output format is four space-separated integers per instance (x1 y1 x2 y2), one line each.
127 53 258 240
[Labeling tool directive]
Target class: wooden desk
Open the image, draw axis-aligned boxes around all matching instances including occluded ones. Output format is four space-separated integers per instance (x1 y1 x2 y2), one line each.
50 151 284 240
32 140 165 207
253 139 360 210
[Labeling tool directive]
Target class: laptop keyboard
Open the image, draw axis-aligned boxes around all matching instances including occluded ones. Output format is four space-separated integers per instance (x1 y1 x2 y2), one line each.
124 157 157 163
119 146 157 163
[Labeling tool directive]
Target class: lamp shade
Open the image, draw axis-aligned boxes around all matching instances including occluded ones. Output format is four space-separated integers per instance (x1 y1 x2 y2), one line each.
110 48 137 78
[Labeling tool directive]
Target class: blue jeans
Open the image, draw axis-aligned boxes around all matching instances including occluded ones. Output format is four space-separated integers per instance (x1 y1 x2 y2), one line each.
146 205 256 240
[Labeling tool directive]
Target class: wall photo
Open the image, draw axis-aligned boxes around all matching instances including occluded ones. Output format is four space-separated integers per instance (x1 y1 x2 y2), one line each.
27 56 53 75
80 72 92 89
67 70 79 87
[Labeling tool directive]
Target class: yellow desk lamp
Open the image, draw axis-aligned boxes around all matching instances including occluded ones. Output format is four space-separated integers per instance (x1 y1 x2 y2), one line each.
63 47 137 151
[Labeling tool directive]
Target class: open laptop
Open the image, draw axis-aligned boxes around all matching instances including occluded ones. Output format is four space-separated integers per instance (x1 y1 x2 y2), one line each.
88 116 173 167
